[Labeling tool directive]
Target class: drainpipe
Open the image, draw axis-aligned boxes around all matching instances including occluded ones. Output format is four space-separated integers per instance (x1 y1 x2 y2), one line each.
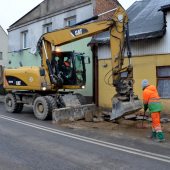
89 44 98 106
95 54 98 106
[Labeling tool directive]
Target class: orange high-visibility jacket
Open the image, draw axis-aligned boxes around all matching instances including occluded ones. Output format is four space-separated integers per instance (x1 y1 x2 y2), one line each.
64 62 70 67
143 85 162 114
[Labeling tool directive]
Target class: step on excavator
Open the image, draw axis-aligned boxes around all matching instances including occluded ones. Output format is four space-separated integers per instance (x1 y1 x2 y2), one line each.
4 6 142 121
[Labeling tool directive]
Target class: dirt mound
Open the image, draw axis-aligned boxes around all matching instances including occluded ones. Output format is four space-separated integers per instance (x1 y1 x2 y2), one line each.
55 119 170 134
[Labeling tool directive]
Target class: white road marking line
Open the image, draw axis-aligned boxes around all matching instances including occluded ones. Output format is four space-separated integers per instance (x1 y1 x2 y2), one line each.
0 115 169 159
0 115 170 163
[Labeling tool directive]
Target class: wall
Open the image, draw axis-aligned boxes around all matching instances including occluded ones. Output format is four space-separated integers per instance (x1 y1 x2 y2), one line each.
98 54 170 114
98 10 170 59
8 48 41 68
8 4 93 53
10 0 91 28
124 11 170 57
93 0 122 19
0 26 8 68
97 11 170 58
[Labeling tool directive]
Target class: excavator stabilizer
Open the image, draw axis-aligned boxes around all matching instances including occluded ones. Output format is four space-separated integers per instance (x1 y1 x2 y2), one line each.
111 98 142 120
52 93 95 123
52 104 95 123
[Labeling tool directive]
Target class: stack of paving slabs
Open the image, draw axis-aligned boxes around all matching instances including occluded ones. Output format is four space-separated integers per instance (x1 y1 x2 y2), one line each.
124 114 148 120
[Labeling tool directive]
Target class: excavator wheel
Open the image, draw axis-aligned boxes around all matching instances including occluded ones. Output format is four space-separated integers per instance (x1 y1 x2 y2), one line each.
44 96 57 119
44 96 56 110
5 93 18 113
33 97 52 120
16 103 24 113
75 93 86 105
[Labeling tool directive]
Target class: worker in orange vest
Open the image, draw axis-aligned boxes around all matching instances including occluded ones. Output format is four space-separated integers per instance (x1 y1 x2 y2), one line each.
142 79 165 142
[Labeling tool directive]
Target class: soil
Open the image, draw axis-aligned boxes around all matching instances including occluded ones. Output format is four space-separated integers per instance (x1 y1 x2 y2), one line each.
55 119 170 142
56 119 170 132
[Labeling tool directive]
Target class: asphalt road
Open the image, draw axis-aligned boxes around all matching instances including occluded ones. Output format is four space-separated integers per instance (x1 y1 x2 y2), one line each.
0 102 170 170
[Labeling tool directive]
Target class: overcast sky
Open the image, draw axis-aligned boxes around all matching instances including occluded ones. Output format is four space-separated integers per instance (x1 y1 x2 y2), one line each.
0 0 137 33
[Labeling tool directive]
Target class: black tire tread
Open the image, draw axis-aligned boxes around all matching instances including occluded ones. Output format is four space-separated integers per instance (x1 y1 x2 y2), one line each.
5 93 18 113
44 96 56 119
45 96 56 110
16 103 24 113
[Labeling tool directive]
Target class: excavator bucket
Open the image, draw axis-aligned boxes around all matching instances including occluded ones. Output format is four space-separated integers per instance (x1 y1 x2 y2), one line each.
111 98 142 120
52 104 95 123
52 94 95 123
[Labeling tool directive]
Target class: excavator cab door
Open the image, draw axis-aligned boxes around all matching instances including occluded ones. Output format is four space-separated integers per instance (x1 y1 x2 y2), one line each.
73 53 86 86
51 51 86 86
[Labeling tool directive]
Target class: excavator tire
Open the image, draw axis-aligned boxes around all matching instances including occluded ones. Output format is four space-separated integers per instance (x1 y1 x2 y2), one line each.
75 93 86 105
16 103 24 113
44 96 57 119
45 96 56 110
5 93 18 113
33 97 52 120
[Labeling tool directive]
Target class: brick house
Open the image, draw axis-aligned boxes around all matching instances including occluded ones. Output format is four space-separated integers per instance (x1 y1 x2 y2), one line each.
0 25 8 87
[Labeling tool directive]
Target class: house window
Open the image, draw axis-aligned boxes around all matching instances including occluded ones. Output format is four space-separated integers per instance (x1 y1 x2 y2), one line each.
157 66 170 98
0 52 2 60
23 32 29 49
68 18 76 26
45 24 52 33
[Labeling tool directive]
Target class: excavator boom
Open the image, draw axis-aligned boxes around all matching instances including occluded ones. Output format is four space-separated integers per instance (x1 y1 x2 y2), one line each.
38 6 142 120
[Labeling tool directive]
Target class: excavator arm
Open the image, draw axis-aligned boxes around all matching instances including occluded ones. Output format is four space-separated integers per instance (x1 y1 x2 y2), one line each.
37 6 142 119
38 6 131 90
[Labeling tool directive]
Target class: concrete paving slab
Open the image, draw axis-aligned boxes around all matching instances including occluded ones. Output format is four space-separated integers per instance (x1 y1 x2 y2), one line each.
53 104 95 123
147 118 152 122
136 116 147 120
124 114 136 120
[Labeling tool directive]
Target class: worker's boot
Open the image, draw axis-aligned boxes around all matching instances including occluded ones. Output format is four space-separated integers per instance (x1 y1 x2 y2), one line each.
154 132 165 142
154 139 165 142
147 132 156 139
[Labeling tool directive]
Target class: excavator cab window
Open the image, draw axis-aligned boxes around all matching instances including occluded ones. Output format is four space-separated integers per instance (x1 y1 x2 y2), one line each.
73 53 86 85
51 51 86 86
52 51 74 85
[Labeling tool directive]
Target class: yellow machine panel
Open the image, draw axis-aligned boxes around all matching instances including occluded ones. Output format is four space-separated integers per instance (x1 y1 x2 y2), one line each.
4 67 51 91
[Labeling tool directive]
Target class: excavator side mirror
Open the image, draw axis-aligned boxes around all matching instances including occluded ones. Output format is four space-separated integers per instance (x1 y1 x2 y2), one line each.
88 57 90 64
85 57 90 64
40 68 45 76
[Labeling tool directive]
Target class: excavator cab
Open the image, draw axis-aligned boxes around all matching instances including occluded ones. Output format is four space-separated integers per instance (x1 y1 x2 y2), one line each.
51 51 88 86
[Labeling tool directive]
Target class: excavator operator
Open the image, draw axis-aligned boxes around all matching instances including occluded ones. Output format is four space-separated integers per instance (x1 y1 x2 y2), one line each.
61 58 72 79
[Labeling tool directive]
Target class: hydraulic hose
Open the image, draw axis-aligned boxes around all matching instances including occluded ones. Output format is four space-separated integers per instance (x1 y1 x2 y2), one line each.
125 23 132 65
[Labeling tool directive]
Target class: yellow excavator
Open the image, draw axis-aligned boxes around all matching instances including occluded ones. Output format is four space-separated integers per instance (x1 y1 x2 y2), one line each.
4 6 142 121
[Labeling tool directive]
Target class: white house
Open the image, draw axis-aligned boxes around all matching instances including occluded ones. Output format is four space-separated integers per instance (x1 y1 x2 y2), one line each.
0 25 8 86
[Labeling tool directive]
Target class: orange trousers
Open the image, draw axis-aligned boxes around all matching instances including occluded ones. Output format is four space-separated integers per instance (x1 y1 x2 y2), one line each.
151 111 162 133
